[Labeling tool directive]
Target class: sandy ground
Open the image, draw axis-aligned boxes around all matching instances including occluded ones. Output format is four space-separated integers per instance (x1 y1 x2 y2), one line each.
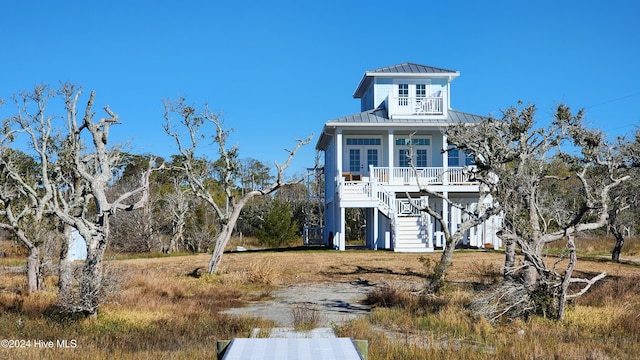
221 280 374 327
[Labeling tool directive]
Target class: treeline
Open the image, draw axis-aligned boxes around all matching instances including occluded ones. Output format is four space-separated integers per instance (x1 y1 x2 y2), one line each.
107 155 312 253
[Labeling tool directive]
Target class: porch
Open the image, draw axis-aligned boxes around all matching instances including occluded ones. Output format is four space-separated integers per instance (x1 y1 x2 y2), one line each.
373 166 474 185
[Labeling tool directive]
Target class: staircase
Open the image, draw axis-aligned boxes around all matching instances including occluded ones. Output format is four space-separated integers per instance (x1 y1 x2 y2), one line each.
372 185 433 252
392 216 434 252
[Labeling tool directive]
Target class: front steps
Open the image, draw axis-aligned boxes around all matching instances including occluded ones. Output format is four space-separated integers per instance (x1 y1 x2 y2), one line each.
393 216 434 252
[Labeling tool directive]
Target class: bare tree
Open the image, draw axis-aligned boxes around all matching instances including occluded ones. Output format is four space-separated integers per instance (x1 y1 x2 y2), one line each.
2 84 154 316
449 103 632 320
165 178 191 253
608 131 640 262
50 84 155 316
0 89 58 293
163 98 312 273
402 132 502 292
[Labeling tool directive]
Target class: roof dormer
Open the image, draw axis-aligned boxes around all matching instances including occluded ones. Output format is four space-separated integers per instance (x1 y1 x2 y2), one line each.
353 63 460 119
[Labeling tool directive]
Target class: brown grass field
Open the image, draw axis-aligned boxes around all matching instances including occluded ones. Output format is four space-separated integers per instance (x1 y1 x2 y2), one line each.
1 237 640 359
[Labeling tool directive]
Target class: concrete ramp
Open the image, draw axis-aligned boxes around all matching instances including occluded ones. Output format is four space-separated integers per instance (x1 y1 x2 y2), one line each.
220 338 365 360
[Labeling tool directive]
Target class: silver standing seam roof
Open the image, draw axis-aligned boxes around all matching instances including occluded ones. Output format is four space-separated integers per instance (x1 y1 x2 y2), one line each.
325 107 485 125
365 62 458 74
315 108 485 150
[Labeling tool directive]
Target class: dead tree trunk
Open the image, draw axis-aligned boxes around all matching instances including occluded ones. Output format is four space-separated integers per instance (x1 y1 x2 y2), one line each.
58 225 73 296
611 228 625 262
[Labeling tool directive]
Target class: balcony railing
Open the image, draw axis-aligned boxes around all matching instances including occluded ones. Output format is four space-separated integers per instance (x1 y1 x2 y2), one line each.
388 94 444 117
370 166 475 186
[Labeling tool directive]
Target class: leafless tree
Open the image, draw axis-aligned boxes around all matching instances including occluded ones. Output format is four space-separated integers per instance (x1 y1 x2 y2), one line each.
608 131 640 262
403 132 502 292
165 178 191 253
52 84 155 316
2 84 154 316
0 89 58 293
449 102 632 320
163 98 312 273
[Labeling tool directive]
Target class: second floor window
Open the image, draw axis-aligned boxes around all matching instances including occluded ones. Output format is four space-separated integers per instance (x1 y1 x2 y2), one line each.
448 148 475 166
416 84 426 99
398 149 428 167
398 84 409 106
448 149 460 166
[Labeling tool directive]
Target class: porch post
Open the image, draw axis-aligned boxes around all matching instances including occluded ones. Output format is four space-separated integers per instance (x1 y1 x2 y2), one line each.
336 130 343 176
442 133 449 185
387 130 394 184
339 206 346 251
441 191 448 250
372 208 379 250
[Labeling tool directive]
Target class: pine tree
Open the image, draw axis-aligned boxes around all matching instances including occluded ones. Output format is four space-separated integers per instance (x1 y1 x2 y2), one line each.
256 200 299 247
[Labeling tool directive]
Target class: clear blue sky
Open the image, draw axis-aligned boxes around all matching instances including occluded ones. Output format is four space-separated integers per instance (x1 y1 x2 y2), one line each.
1 1 638 177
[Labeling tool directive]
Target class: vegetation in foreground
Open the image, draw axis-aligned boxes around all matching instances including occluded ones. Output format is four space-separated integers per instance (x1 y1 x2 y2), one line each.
0 237 639 359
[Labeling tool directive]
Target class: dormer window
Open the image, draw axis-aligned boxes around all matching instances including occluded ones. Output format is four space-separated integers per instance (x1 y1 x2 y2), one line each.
398 84 409 106
416 84 426 100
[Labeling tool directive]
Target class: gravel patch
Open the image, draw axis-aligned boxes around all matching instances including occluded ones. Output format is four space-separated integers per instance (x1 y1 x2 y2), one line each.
221 281 374 327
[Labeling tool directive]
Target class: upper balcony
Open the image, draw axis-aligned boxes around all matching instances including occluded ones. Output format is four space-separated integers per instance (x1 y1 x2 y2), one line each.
387 92 444 119
369 166 474 186
339 166 479 204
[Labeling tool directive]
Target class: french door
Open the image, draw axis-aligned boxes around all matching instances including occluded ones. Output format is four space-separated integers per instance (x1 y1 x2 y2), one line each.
347 147 379 177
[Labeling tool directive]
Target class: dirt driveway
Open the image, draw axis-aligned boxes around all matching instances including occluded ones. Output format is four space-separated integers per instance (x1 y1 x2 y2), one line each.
221 280 374 327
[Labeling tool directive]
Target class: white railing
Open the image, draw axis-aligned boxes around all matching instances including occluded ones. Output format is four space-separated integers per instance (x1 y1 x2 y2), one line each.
371 167 475 185
375 186 393 210
396 199 422 216
339 181 372 200
339 167 477 203
448 167 474 184
388 94 443 116
392 167 442 185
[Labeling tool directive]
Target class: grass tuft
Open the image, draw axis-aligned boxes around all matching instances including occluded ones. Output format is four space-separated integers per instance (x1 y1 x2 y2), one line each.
291 305 323 331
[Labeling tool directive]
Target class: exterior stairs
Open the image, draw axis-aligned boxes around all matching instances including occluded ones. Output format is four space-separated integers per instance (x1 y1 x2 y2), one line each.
393 216 434 252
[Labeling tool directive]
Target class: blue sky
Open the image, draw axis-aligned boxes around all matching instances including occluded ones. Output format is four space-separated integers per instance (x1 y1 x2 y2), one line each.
1 1 638 177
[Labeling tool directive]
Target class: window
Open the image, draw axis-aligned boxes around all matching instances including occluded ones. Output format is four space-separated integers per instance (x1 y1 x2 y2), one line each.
398 84 408 106
367 149 378 167
346 138 381 146
398 149 410 167
416 84 426 99
349 149 360 172
448 149 460 166
465 151 475 166
396 137 431 167
416 149 428 167
396 138 430 146
398 149 428 167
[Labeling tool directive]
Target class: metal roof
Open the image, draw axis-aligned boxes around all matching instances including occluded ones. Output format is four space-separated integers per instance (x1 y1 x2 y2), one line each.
354 62 460 98
316 108 485 150
221 338 364 360
327 108 484 125
366 62 458 74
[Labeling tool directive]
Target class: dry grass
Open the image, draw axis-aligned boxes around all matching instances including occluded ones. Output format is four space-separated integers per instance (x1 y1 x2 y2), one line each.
0 245 639 359
291 305 323 331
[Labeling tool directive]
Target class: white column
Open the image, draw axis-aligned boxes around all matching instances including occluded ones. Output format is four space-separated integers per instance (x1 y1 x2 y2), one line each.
441 192 448 249
387 130 394 184
372 208 379 251
442 133 449 185
339 207 346 251
336 130 343 176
